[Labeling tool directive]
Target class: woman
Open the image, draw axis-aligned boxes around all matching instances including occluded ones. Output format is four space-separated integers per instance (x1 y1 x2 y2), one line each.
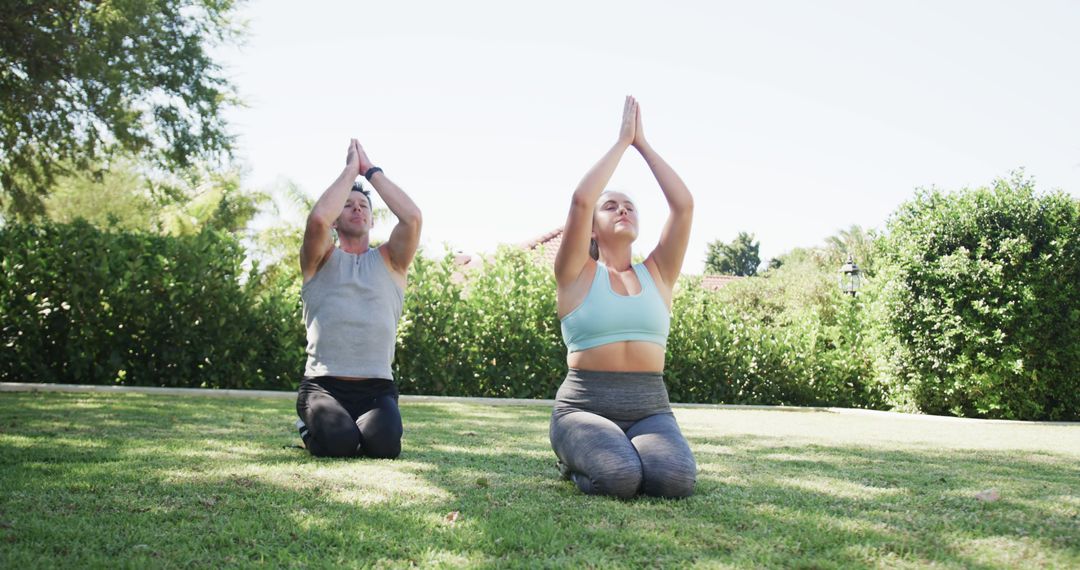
550 96 696 498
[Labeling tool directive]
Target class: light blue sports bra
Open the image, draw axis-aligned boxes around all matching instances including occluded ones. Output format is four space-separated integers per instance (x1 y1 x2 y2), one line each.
560 262 671 353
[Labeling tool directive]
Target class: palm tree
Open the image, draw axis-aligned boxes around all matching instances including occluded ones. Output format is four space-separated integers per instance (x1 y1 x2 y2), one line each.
824 225 878 276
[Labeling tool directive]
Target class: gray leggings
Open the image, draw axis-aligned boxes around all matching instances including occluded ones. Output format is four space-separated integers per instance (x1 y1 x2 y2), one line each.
549 369 696 499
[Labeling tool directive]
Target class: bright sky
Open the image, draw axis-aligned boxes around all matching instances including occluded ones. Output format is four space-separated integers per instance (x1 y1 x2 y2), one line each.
219 0 1080 273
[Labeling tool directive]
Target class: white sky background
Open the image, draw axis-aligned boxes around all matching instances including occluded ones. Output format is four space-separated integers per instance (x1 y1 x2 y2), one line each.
219 0 1080 273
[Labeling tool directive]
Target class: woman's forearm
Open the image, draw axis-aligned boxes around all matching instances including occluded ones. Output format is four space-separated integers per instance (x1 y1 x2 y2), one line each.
637 142 693 213
572 141 631 207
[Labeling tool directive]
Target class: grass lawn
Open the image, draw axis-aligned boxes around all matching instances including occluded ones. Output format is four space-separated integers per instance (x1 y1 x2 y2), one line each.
1 391 1077 569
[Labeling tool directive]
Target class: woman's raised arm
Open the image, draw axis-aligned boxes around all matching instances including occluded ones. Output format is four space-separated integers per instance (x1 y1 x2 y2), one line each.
554 96 638 286
635 104 694 288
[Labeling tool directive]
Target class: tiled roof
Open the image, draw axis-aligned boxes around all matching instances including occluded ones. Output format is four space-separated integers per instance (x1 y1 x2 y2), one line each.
452 252 484 270
449 251 485 283
700 274 742 291
521 226 564 267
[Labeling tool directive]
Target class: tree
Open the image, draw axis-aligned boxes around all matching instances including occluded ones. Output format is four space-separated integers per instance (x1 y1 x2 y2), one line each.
705 231 760 276
0 0 243 218
42 157 263 236
42 157 157 231
824 224 879 277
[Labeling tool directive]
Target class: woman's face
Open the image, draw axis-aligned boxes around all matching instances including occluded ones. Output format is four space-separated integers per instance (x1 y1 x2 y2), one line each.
593 191 639 243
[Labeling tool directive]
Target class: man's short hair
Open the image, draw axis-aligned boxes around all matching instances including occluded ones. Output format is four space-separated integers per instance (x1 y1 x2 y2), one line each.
351 181 372 207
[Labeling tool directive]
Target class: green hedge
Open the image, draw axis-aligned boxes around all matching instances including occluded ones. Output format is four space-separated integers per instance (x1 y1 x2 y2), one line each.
666 267 883 408
7 173 1077 421
394 247 880 406
878 175 1080 420
0 221 300 389
0 225 879 407
394 247 564 398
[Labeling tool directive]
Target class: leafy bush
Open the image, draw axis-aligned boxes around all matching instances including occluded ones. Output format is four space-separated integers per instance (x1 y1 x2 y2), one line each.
394 246 883 407
243 267 306 389
1 223 889 407
392 251 472 395
878 174 1080 420
394 247 564 398
13 176 1076 421
0 221 299 389
666 251 885 408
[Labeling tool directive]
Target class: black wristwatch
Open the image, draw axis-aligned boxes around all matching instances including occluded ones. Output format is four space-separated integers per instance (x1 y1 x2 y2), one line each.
364 166 383 181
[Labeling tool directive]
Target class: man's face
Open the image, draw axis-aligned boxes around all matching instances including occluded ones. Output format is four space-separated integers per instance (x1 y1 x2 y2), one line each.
334 192 373 236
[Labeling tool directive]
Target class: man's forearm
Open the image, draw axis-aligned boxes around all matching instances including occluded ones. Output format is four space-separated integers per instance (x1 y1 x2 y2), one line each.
369 171 421 226
309 165 358 226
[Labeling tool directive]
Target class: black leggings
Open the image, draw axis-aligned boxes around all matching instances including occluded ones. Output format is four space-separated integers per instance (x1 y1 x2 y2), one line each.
296 377 402 458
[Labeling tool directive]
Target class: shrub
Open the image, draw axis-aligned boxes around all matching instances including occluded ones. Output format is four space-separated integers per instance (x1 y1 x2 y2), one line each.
24 182 1079 422
395 246 885 407
393 251 472 395
394 247 564 398
0 221 299 389
878 174 1080 420
666 252 885 408
1 222 892 408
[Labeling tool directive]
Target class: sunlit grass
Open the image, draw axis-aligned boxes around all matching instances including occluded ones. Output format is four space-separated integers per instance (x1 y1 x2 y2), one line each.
1 391 1077 568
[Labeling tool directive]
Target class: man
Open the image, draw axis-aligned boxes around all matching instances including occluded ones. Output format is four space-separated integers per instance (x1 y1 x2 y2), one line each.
295 138 422 458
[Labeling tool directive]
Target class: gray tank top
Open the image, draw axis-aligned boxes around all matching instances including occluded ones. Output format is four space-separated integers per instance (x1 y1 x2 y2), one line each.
302 247 404 379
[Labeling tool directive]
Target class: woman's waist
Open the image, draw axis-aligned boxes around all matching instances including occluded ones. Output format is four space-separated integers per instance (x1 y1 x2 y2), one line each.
566 340 666 373
554 368 671 420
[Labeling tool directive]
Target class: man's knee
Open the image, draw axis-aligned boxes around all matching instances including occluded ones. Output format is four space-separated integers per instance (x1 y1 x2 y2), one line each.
360 412 402 459
363 436 401 459
310 424 361 458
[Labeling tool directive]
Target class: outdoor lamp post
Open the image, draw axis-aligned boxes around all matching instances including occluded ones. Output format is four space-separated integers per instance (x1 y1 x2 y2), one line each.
838 254 861 296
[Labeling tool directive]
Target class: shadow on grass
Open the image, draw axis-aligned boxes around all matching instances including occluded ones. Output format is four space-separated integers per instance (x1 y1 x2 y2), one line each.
1 392 1077 567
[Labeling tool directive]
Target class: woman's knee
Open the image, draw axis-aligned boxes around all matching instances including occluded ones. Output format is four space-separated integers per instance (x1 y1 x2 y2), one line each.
550 409 645 498
641 454 697 498
579 454 643 498
628 414 697 498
